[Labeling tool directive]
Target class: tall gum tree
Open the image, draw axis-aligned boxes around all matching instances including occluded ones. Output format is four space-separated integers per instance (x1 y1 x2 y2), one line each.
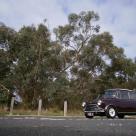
54 11 136 102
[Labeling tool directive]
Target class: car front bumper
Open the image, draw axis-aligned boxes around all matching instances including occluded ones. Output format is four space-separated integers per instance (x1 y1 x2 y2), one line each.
84 104 105 115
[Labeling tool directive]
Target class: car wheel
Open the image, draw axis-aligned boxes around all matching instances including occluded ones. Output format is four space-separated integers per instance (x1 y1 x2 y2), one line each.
106 106 117 119
118 114 125 119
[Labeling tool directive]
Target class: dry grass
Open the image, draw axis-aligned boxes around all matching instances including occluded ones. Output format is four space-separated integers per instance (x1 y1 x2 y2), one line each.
0 106 8 116
0 107 84 116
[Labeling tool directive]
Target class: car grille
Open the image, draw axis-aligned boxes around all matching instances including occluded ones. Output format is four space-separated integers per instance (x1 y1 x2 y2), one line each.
84 104 103 112
85 104 98 111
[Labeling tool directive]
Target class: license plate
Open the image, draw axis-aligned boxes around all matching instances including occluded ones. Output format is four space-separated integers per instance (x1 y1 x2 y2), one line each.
88 113 94 116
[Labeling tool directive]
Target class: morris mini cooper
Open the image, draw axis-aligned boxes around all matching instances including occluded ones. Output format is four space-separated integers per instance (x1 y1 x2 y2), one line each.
82 89 136 119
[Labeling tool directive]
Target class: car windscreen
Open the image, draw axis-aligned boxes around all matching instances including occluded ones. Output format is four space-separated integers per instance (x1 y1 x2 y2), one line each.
102 90 117 98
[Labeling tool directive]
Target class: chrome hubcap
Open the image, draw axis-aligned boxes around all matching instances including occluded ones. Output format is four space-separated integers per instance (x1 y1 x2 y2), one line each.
109 108 115 117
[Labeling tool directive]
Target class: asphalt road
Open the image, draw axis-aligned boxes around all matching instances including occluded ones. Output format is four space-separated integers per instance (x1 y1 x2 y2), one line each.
0 116 136 136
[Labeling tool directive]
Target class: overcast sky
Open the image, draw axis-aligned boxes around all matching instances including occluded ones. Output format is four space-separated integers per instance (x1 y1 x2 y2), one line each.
0 0 136 59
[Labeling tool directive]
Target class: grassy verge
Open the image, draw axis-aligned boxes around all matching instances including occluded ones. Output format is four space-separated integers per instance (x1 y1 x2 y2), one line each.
0 107 84 116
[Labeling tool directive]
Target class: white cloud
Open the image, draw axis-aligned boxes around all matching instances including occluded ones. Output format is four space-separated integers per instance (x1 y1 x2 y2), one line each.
0 0 135 58
64 0 136 59
0 0 67 30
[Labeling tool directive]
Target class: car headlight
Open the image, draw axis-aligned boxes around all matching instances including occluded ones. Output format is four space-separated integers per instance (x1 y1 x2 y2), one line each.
82 102 86 107
97 100 102 106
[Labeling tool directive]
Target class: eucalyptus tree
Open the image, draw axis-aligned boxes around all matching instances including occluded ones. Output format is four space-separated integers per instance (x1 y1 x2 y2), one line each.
54 11 110 100
10 24 64 108
54 11 136 103
54 11 101 99
0 23 16 90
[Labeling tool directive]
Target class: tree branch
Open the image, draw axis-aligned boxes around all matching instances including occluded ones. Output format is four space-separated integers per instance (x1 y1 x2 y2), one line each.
0 83 9 92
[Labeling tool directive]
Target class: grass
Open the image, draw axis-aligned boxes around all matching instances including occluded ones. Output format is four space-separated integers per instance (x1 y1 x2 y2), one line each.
0 107 84 116
68 109 84 116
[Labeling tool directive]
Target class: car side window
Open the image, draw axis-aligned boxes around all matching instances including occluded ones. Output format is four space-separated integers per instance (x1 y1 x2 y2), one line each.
119 91 129 99
129 91 136 100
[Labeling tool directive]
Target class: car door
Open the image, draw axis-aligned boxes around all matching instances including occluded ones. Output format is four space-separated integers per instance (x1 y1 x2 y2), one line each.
129 91 136 113
117 90 131 113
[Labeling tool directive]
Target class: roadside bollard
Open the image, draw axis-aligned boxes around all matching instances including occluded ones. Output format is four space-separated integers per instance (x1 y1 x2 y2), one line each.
64 100 67 117
9 97 15 115
38 99 42 116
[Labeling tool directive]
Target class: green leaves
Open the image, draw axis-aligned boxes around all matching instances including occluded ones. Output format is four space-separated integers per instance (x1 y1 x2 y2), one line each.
0 11 136 109
54 11 136 103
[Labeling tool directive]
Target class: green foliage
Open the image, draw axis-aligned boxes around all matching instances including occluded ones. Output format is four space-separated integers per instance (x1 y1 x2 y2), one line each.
0 11 136 109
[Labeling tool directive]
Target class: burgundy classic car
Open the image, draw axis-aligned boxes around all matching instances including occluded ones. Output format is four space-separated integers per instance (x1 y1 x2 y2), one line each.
82 89 136 119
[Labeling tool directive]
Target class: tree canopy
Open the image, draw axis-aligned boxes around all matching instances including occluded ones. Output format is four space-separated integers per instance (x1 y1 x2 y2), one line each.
0 11 136 109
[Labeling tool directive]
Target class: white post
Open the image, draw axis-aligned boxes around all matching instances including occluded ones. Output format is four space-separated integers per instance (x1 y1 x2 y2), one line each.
64 100 67 117
9 97 15 115
38 99 42 116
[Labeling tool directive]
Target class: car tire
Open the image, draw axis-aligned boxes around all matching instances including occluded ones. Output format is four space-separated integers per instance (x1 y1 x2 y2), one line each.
118 114 125 119
106 106 117 119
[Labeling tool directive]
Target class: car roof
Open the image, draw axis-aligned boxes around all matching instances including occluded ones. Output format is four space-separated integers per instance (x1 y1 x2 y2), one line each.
106 89 133 92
